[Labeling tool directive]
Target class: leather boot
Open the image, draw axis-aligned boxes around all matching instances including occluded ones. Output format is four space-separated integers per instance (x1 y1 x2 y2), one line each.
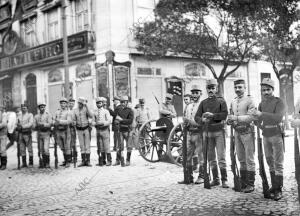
45 155 50 168
192 157 198 171
28 156 33 168
120 156 125 167
126 152 131 166
106 153 112 166
195 165 204 184
243 171 255 193
0 156 1 168
74 151 78 163
96 155 103 166
78 154 86 167
210 167 220 187
113 151 121 166
60 154 66 166
65 155 70 168
220 168 229 188
0 156 7 170
178 165 194 184
240 170 248 190
85 154 92 167
22 156 27 168
269 171 276 199
274 175 283 201
39 155 45 169
101 152 106 165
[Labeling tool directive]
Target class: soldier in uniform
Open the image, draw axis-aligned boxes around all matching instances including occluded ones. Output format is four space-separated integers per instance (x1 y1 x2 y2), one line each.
178 84 204 184
112 96 122 151
17 104 34 168
93 97 112 166
0 106 8 170
195 79 229 188
113 96 134 166
250 78 285 201
68 98 77 163
54 98 72 168
227 79 256 192
159 93 177 120
34 102 52 168
73 97 93 167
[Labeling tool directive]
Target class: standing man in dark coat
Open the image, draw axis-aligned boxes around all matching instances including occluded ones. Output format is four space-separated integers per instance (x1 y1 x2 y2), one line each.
250 78 285 201
112 96 122 151
195 79 229 188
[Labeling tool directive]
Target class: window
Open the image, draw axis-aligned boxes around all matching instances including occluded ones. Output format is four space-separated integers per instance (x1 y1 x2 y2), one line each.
47 8 59 41
137 67 162 76
75 0 89 32
20 17 37 47
227 70 242 78
185 63 207 77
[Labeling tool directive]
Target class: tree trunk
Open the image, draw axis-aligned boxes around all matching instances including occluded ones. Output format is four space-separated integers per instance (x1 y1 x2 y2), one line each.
217 79 225 97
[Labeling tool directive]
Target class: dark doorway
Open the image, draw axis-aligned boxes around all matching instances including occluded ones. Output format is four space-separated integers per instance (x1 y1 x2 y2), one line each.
25 73 37 115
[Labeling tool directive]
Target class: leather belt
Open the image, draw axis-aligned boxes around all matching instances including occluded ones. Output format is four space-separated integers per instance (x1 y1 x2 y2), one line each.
264 125 278 129
76 125 89 131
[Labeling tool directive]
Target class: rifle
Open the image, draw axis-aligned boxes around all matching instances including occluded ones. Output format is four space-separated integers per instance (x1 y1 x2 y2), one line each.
257 126 271 198
229 109 241 192
293 112 300 204
181 123 189 183
203 122 211 189
152 92 160 105
51 126 58 169
37 130 44 168
73 129 77 168
17 119 21 169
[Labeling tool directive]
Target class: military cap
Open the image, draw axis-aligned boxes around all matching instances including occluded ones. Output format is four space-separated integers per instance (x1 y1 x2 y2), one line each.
102 97 107 102
139 98 145 103
59 97 68 103
165 93 173 100
261 78 275 88
206 79 218 86
96 97 105 103
37 102 46 107
113 96 120 101
191 84 201 92
234 79 245 85
69 98 75 102
120 95 129 101
77 97 86 104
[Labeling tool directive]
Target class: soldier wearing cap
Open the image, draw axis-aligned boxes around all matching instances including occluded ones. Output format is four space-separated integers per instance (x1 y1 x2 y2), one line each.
34 102 52 168
250 78 285 201
0 105 8 170
113 95 134 166
178 84 204 184
16 103 34 168
73 97 93 167
68 98 77 163
54 97 72 167
227 79 256 192
159 93 177 120
195 79 229 188
93 97 112 166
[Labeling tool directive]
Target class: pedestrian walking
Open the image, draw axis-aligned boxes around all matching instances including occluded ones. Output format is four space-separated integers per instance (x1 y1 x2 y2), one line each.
113 96 134 167
249 78 285 200
93 97 112 166
74 97 93 167
17 103 34 168
0 106 8 170
34 102 52 168
54 98 72 168
195 79 229 188
227 79 256 193
159 93 177 120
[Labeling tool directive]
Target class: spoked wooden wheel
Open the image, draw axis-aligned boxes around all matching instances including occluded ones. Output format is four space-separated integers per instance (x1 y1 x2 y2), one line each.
138 119 170 162
167 122 183 166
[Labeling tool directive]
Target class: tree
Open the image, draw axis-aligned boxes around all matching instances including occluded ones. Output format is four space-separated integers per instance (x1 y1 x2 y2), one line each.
133 0 260 96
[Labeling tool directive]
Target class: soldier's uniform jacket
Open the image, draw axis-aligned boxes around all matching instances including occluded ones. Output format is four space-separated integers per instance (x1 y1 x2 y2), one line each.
159 103 177 119
17 112 34 133
257 96 285 137
34 112 52 132
115 106 134 132
185 99 201 132
195 95 228 132
54 109 71 130
136 107 151 125
230 95 256 133
73 106 93 129
0 111 8 136
112 104 123 131
93 107 112 129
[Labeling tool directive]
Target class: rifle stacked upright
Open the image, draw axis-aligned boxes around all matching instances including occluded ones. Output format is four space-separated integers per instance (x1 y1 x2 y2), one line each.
51 124 58 169
203 122 211 189
17 119 21 169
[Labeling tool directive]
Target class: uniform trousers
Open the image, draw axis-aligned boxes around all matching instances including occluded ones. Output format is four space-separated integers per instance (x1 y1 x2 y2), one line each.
56 129 71 155
38 132 50 156
96 128 110 153
187 131 203 166
19 133 33 157
235 131 255 172
77 128 91 154
0 135 7 156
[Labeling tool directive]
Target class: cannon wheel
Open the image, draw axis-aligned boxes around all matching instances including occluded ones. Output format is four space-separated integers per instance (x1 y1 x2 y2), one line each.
138 118 173 163
167 122 183 166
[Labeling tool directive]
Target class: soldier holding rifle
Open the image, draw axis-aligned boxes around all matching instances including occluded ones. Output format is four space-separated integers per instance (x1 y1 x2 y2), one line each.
159 93 177 120
227 79 256 193
178 84 204 184
195 79 229 188
34 103 52 168
250 78 285 201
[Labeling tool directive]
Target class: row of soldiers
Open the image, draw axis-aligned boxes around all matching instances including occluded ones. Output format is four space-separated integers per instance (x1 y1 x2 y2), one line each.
0 95 152 170
178 78 286 201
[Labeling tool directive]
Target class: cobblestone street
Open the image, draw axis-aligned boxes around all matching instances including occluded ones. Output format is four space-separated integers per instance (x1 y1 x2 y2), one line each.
0 132 299 216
